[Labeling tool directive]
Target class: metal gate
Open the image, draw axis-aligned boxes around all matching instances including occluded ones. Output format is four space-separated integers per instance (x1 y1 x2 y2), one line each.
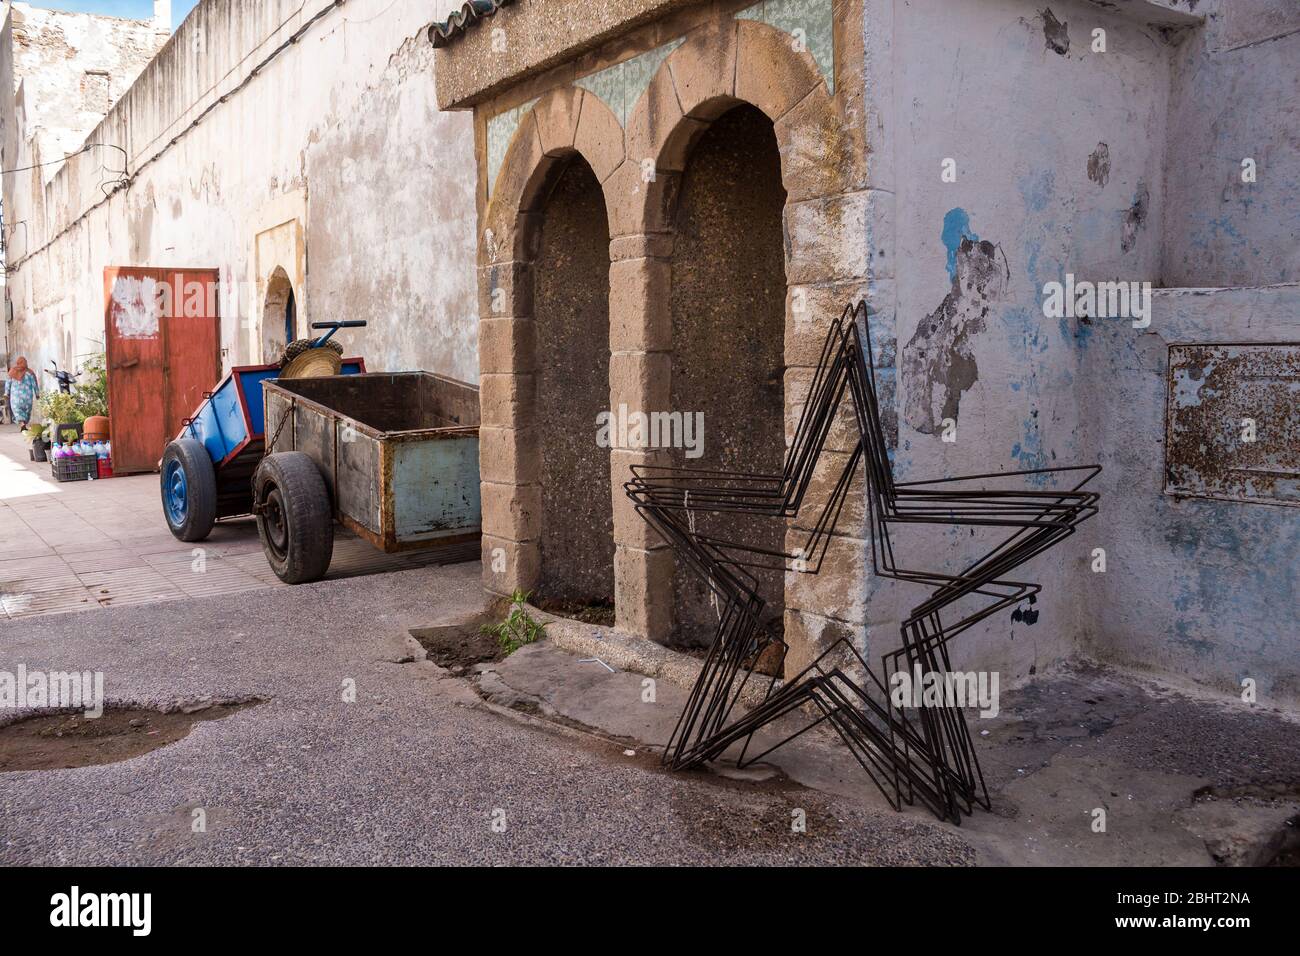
103 267 221 474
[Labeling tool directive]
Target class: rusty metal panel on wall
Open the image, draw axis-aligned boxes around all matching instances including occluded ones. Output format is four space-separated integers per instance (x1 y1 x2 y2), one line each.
1165 344 1300 507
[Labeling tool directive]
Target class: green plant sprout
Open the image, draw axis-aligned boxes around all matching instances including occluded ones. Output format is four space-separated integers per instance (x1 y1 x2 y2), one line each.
481 589 546 656
74 353 109 419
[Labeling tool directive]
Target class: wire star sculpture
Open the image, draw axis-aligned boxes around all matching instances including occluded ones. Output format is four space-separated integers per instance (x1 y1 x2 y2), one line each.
625 301 1100 822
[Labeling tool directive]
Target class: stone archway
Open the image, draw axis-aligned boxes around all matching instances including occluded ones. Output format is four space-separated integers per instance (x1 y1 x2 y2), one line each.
667 104 788 646
476 88 625 608
262 267 295 363
610 13 873 670
475 7 875 672
533 154 615 612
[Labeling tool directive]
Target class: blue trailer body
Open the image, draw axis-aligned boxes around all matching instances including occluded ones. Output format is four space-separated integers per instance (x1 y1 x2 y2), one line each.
169 359 366 521
182 361 364 466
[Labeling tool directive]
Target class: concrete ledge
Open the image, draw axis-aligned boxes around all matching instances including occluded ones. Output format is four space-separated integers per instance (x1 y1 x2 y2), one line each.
527 604 776 708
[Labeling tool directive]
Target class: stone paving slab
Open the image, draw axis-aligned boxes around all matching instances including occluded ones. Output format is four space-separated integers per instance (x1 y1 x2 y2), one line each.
0 426 471 617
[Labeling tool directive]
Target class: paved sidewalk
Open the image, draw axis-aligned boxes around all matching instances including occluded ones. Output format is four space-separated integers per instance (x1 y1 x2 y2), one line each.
0 426 467 618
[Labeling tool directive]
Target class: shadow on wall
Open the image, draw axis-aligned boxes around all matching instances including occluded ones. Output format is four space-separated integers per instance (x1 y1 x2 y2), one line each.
667 105 788 648
262 267 296 363
533 154 615 610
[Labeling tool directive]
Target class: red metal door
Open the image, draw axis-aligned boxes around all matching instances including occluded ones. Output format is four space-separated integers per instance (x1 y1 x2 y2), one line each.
104 268 220 473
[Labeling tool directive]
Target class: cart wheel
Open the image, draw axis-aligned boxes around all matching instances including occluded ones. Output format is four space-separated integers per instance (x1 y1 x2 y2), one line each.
253 452 333 584
161 438 217 542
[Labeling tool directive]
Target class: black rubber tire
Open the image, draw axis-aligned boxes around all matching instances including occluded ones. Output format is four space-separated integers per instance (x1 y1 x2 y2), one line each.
253 452 333 584
279 338 343 366
161 438 217 542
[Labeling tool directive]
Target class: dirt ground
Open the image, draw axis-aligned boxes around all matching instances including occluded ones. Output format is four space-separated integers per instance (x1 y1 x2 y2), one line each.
472 641 1300 867
409 619 502 671
0 703 257 772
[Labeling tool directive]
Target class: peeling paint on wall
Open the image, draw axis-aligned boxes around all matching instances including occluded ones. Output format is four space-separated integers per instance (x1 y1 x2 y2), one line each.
903 236 1008 435
110 275 160 339
1041 7 1070 56
940 207 978 281
1086 142 1110 187
1120 181 1150 253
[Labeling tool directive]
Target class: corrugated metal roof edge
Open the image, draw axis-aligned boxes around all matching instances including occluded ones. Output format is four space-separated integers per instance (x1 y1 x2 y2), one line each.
428 0 518 49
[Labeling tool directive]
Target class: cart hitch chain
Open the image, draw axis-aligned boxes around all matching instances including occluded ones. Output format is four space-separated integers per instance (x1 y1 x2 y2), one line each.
267 409 292 455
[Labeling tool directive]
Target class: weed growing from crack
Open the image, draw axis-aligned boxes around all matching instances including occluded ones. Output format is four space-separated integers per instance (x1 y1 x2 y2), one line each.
481 589 546 656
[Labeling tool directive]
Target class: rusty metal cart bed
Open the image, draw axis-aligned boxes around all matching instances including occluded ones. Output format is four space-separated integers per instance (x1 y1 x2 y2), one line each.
255 371 481 583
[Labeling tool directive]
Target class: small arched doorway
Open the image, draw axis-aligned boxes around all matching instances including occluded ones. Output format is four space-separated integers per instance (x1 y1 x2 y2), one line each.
668 104 788 647
532 154 616 615
262 267 296 362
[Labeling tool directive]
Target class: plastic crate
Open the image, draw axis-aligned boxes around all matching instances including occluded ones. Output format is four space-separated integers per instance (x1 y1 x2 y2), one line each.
96 457 114 479
51 454 98 482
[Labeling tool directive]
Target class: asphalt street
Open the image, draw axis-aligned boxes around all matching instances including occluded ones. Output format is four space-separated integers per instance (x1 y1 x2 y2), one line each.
0 562 971 865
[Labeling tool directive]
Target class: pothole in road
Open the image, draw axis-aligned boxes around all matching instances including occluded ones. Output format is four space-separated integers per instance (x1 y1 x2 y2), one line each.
0 701 260 772
409 619 503 674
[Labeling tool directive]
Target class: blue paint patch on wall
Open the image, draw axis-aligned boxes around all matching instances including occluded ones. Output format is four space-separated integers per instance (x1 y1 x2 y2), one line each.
1018 169 1055 213
1004 306 1049 356
941 208 978 281
1010 413 1051 487
1024 239 1043 287
1058 313 1094 350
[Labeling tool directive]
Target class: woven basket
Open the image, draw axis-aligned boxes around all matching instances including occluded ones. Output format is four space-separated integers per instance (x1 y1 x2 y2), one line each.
280 348 343 379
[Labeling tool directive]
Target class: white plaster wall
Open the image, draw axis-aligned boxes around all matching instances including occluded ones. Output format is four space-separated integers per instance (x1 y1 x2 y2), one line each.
1162 0 1300 287
872 0 1173 682
864 0 1298 702
1 1 166 189
2 0 478 387
1078 284 1300 702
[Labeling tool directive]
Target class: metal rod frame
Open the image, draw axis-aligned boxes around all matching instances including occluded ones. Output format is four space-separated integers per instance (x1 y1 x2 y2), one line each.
624 300 1100 823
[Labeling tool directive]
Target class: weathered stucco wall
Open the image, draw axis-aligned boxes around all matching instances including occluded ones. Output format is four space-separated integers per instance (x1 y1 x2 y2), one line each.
2 0 478 387
1 0 166 189
870 0 1299 699
1162 0 1300 287
1078 284 1300 702
875 0 1177 680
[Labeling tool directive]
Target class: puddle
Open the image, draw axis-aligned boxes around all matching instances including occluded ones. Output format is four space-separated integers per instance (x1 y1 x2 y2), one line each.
0 702 259 772
409 620 503 672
